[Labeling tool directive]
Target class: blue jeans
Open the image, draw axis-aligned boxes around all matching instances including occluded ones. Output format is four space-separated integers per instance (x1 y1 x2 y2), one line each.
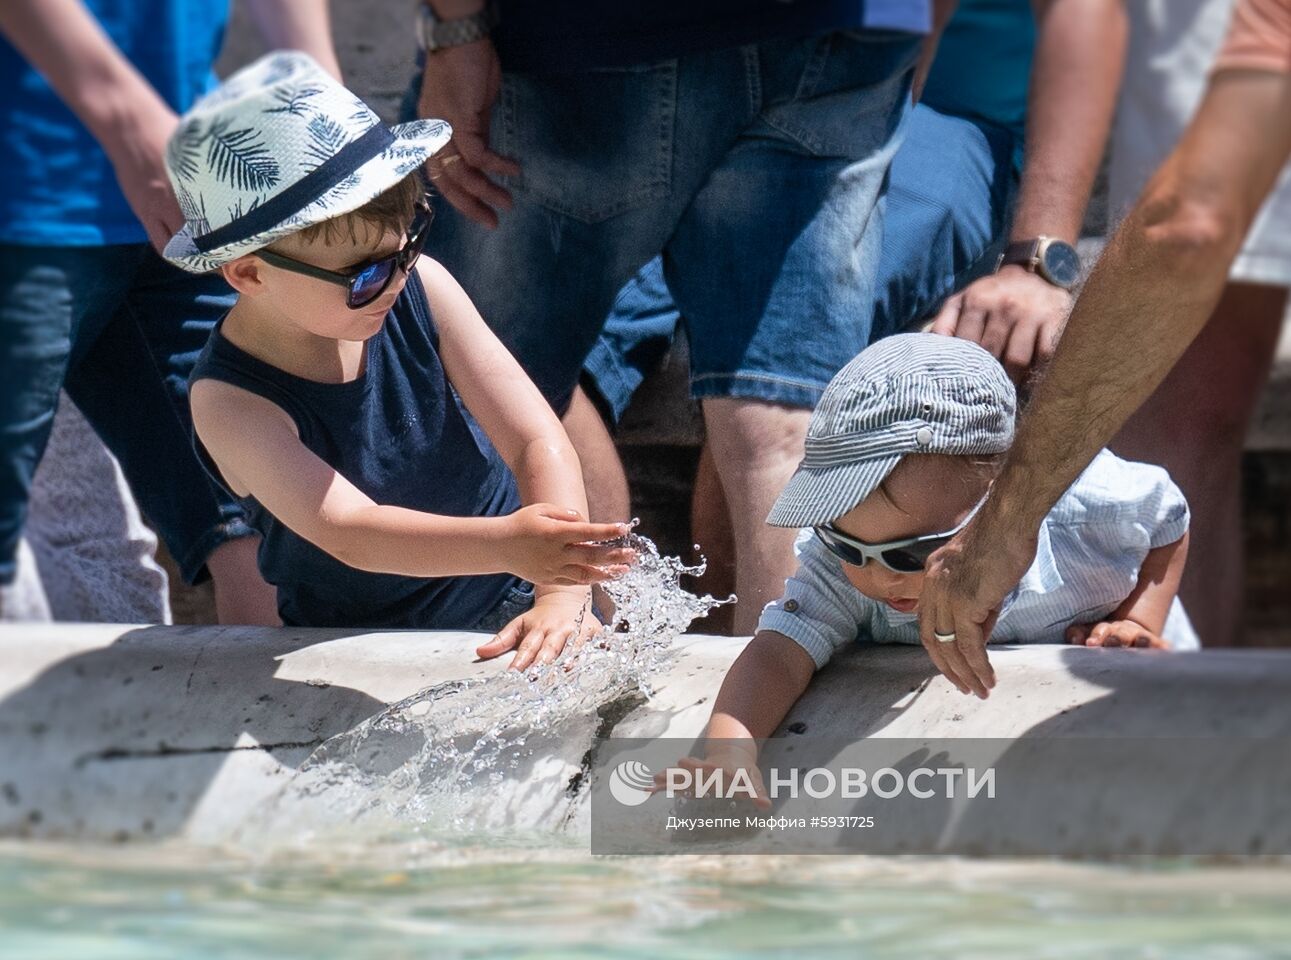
408 30 919 413
0 244 252 585
583 101 1021 422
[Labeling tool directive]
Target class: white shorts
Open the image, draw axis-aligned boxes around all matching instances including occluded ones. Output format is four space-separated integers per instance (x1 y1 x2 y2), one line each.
1109 0 1291 288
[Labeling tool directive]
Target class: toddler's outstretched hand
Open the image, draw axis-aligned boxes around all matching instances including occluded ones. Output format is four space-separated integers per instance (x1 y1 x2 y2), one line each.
477 590 601 670
504 504 634 586
1066 619 1170 649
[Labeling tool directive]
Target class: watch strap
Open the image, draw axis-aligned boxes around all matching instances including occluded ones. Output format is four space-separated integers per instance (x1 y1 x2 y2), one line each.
418 5 495 52
998 238 1042 271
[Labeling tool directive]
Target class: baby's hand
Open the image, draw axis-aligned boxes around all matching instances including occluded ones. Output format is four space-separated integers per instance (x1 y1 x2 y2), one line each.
650 749 771 810
504 504 635 586
476 591 601 670
1065 619 1170 649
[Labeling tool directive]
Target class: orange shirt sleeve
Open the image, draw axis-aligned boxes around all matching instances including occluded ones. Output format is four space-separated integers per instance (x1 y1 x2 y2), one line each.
1213 0 1291 74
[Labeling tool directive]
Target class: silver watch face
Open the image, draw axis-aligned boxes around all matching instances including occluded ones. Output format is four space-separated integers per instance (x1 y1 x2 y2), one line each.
1041 241 1081 288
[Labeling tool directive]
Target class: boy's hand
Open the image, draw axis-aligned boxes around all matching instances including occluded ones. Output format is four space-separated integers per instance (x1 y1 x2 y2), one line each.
1066 619 1170 649
651 747 771 810
503 504 634 586
476 589 600 670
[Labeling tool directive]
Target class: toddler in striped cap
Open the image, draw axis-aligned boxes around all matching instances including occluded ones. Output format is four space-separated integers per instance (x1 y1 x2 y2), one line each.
678 333 1195 806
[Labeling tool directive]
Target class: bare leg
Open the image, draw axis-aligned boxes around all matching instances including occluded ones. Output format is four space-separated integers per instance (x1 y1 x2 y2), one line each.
689 442 736 634
702 398 811 635
206 535 280 626
561 385 631 523
1112 281 1287 647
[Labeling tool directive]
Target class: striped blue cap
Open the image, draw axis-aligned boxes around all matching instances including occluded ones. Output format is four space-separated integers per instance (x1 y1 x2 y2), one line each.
767 334 1017 528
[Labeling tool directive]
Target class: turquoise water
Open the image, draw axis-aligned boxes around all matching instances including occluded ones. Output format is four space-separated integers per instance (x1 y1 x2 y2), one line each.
3 840 1290 959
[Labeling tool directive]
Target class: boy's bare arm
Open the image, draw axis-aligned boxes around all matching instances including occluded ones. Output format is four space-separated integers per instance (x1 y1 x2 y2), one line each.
415 259 620 605
1066 531 1190 647
705 632 818 742
190 378 629 584
416 258 591 514
1110 531 1189 635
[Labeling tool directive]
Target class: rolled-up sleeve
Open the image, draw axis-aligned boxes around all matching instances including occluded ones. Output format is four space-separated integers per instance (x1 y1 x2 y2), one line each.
757 531 862 670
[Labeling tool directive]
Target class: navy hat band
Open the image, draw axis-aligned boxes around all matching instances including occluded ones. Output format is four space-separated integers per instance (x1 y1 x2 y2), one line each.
193 124 396 255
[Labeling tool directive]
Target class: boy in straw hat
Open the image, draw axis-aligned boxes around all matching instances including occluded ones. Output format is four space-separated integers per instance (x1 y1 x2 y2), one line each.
663 334 1196 806
166 52 633 668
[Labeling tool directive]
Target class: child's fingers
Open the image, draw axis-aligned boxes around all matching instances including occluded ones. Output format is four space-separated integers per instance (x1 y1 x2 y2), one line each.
1085 622 1112 647
556 563 631 586
1066 623 1092 645
509 626 547 671
565 544 636 565
536 509 630 543
476 618 524 659
535 629 575 666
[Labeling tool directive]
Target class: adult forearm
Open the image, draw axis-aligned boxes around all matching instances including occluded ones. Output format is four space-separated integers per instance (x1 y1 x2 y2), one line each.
985 215 1232 536
242 0 342 79
984 69 1291 537
0 0 174 149
1011 0 1127 242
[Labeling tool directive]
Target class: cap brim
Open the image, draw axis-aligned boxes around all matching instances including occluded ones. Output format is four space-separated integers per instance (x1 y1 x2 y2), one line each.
163 118 452 272
766 454 903 528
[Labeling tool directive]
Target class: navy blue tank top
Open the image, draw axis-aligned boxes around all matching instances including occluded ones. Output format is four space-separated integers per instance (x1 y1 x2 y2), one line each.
190 271 522 629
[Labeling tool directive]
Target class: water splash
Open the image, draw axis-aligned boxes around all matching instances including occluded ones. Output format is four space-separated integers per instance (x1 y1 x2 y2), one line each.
243 531 731 841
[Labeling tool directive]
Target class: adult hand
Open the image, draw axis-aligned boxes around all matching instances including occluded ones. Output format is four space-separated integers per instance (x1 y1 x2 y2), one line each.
418 38 520 228
103 107 185 256
930 265 1071 382
917 513 1038 698
503 504 634 586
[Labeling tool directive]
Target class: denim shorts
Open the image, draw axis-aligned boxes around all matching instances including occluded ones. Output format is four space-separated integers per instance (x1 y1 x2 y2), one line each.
407 30 920 413
581 101 1022 423
0 243 252 585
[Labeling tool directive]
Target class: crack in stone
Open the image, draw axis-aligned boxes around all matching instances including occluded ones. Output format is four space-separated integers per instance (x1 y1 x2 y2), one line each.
74 738 324 769
561 690 648 827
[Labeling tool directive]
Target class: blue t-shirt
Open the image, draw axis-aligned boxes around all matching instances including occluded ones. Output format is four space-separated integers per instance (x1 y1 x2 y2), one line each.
494 1 931 72
0 0 230 246
921 0 1035 148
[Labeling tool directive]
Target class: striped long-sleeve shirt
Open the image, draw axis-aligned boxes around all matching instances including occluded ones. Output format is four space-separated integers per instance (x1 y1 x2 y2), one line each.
759 449 1199 668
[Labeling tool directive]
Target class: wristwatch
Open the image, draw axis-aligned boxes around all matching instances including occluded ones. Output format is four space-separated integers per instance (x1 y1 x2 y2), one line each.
415 3 496 53
996 236 1082 290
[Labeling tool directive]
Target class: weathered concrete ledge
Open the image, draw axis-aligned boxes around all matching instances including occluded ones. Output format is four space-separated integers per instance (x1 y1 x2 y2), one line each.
2 624 1290 847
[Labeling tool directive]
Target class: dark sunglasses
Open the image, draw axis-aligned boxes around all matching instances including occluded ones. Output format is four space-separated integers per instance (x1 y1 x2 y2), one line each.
255 201 432 309
813 499 984 574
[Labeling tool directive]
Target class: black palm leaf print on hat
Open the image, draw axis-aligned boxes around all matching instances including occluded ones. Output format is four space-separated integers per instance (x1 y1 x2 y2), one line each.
304 115 352 168
206 119 281 193
167 122 205 182
264 84 325 117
